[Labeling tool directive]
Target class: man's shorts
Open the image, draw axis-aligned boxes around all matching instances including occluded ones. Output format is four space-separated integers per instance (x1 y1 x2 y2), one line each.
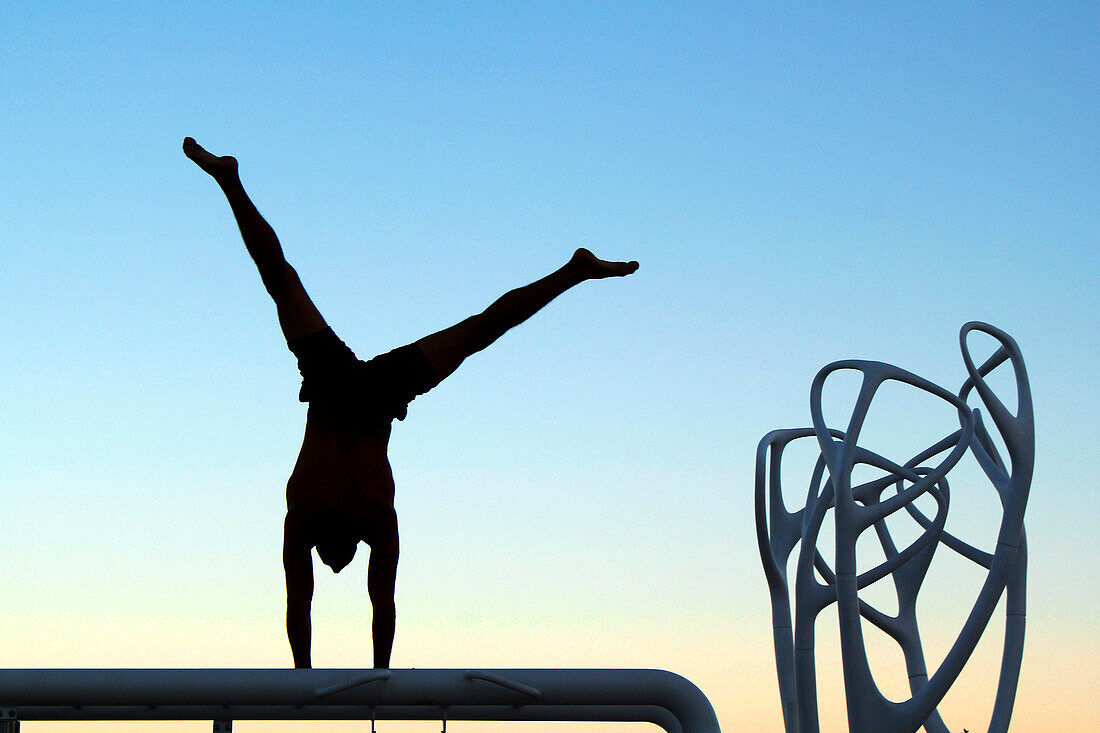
287 327 440 423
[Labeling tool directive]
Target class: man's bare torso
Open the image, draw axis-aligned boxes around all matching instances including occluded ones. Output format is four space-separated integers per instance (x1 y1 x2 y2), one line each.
286 410 396 539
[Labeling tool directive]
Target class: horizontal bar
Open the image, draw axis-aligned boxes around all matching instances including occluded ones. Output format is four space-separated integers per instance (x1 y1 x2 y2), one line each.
0 669 719 733
4 705 684 731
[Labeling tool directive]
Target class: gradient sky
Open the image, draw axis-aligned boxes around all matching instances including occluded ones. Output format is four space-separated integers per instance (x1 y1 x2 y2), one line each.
1 2 1097 731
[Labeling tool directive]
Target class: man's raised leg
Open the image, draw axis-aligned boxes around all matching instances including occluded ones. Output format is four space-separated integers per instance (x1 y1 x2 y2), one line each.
183 137 326 343
416 248 638 380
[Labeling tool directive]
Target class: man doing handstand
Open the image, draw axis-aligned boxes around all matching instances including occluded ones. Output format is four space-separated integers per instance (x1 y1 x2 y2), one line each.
183 138 638 668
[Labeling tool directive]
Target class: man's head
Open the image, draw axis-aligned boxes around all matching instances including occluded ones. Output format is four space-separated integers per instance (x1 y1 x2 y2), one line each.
316 534 358 573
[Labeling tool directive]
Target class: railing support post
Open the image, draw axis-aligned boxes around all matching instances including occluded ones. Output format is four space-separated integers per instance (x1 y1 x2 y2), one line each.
0 709 19 733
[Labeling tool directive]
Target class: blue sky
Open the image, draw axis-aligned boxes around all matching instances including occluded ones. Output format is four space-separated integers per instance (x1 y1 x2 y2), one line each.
2 2 1098 731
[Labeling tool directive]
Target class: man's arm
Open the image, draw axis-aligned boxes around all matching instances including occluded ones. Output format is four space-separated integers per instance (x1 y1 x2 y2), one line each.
367 509 400 669
283 514 315 668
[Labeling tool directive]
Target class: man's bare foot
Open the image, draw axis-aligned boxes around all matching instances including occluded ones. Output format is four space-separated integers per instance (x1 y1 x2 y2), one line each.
183 137 238 181
569 247 639 279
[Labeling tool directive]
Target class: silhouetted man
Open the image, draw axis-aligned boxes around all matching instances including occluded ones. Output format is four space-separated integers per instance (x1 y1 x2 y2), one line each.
183 138 638 668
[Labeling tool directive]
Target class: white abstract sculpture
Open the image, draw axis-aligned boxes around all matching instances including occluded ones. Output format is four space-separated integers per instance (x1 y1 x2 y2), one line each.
756 322 1032 733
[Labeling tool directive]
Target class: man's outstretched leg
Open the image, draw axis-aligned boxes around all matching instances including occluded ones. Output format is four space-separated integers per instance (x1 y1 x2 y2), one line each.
183 137 326 343
416 248 638 380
